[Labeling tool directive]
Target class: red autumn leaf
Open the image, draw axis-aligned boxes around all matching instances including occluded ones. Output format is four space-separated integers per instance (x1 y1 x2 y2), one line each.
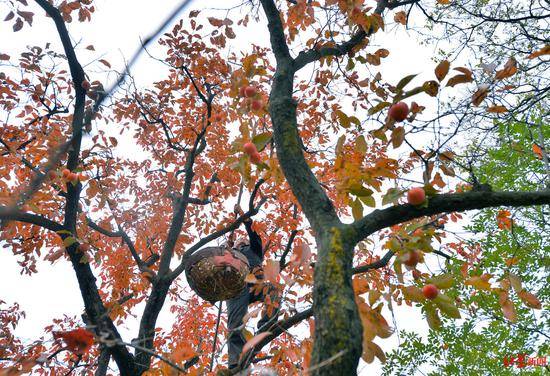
53 328 94 354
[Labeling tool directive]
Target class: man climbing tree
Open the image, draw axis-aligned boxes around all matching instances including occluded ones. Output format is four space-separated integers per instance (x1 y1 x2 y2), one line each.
226 205 278 369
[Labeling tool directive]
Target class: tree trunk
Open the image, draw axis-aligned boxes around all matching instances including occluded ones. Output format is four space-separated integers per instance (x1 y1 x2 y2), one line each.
310 226 362 375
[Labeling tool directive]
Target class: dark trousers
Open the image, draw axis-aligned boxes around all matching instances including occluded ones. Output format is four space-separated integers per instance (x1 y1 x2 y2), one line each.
226 284 278 368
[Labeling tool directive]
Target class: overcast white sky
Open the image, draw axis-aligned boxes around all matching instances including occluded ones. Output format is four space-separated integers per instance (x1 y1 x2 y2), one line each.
0 0 455 374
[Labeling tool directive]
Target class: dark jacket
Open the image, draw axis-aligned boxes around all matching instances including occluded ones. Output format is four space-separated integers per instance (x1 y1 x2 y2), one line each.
235 220 263 268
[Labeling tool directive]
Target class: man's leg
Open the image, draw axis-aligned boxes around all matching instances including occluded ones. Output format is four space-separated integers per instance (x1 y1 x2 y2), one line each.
256 283 280 331
226 288 250 369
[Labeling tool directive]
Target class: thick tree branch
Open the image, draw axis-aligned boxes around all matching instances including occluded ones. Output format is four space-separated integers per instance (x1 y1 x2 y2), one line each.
0 207 63 232
351 190 550 243
259 0 292 64
33 2 138 374
260 0 340 233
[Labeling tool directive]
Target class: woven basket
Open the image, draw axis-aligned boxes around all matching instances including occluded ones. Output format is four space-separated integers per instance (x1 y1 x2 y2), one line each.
185 246 250 303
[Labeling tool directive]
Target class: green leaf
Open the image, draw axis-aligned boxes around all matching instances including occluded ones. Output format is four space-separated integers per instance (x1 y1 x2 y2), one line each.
252 132 272 152
355 135 368 155
63 236 78 247
423 184 438 197
396 74 418 91
382 188 404 205
428 274 455 289
335 110 350 128
359 195 376 208
349 116 361 127
349 184 373 197
368 101 391 115
508 273 522 293
435 294 461 319
351 198 363 220
335 135 346 155
426 306 442 330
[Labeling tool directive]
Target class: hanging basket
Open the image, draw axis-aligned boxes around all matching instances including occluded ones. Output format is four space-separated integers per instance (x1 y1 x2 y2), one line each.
185 246 250 303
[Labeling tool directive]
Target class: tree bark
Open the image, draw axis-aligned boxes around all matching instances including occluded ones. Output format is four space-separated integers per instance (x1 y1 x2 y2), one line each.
310 227 362 375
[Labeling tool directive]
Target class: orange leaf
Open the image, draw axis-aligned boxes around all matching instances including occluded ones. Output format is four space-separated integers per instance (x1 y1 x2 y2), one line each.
496 209 512 230
500 298 517 322
263 259 279 283
446 73 473 87
527 45 550 59
435 60 450 81
471 85 489 106
495 57 518 80
517 290 542 309
486 105 508 113
241 331 271 357
532 144 543 159
394 11 407 25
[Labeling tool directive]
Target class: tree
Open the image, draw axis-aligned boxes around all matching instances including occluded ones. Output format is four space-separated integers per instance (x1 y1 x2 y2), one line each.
0 0 548 375
384 115 549 375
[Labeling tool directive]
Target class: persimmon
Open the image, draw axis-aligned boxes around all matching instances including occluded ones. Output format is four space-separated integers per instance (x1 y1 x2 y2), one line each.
389 102 409 122
250 152 262 164
48 170 57 180
403 250 421 267
238 86 247 97
251 99 263 111
407 187 426 206
422 284 439 300
68 173 79 183
81 80 90 91
62 169 71 179
243 142 258 155
78 243 90 252
244 85 257 98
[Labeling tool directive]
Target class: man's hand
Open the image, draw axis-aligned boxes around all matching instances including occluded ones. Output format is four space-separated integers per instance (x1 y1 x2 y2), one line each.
233 204 244 216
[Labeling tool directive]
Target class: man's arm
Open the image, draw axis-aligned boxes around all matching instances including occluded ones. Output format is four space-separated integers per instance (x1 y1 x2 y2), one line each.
244 218 263 258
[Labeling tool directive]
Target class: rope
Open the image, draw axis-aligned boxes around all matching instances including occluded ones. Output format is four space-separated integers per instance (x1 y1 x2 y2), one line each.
209 301 223 372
